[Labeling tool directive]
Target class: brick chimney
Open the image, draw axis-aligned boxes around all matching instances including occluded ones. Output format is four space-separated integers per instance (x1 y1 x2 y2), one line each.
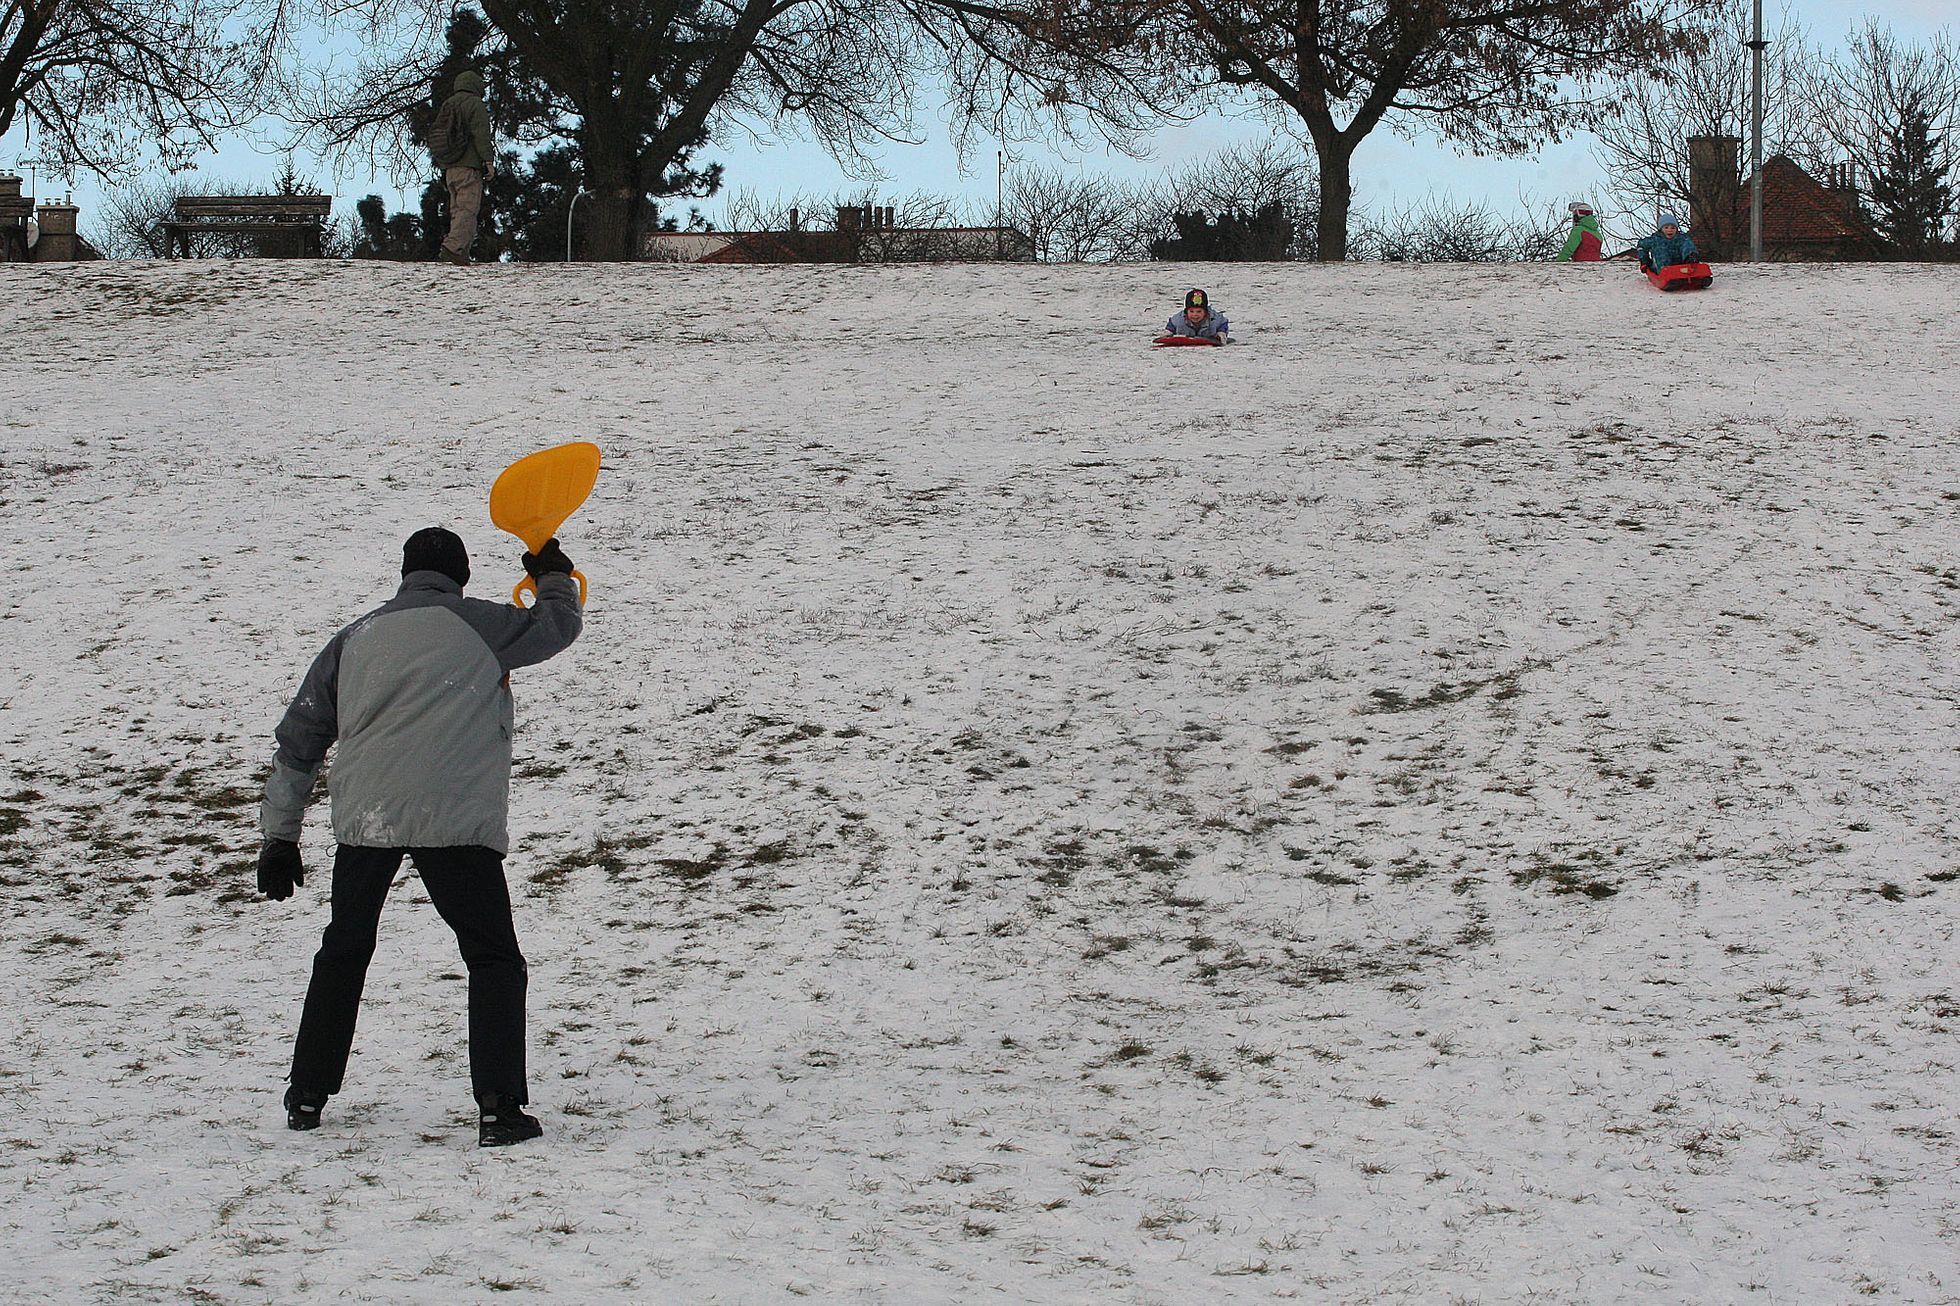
1687 135 1740 261
34 195 80 262
0 176 28 262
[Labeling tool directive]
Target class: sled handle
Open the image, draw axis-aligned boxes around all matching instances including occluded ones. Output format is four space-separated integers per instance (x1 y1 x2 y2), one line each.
512 569 589 609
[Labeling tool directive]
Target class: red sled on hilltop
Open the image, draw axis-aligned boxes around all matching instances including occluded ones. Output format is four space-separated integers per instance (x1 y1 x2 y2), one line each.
1645 262 1714 292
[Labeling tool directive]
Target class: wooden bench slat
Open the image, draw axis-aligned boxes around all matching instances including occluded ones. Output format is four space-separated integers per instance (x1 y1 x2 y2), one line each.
176 194 331 206
163 215 329 224
173 198 331 221
172 206 331 216
170 211 330 221
162 222 322 232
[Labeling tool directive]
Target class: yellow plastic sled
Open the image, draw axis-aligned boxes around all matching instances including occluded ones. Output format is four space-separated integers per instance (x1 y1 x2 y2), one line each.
489 441 602 607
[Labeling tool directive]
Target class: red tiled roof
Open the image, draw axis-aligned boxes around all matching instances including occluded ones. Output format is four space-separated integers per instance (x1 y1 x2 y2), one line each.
1725 156 1879 243
697 232 816 263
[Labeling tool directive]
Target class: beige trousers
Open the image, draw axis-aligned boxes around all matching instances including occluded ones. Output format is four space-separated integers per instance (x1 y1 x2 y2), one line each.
442 166 483 260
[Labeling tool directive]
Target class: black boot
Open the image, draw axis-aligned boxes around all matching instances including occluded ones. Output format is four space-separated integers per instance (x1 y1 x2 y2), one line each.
285 1085 329 1132
478 1093 542 1148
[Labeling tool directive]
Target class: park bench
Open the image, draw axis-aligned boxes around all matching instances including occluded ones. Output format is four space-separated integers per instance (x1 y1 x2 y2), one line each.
161 194 333 258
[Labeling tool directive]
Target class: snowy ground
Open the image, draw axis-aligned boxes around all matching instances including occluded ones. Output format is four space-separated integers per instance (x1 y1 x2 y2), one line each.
0 258 1955 1303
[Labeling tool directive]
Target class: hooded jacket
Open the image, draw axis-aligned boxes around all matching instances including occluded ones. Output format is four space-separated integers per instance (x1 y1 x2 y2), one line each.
1636 227 1698 268
435 71 494 171
260 571 582 853
1557 214 1604 262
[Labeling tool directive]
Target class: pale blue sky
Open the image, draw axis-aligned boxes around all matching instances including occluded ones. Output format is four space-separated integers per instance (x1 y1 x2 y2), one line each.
713 0 1948 221
3 1 1946 241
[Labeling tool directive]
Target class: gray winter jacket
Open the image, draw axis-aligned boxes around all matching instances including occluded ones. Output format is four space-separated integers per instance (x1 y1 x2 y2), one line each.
1165 308 1230 341
260 571 582 853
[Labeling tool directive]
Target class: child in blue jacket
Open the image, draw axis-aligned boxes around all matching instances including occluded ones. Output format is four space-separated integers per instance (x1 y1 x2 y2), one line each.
1636 214 1698 271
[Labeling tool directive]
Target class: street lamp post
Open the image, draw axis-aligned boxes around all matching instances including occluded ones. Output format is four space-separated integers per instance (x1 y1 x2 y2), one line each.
566 187 590 262
1747 0 1767 262
996 149 1004 261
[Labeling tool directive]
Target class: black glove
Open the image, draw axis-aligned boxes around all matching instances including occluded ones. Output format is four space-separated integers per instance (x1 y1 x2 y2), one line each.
258 839 304 901
522 537 574 579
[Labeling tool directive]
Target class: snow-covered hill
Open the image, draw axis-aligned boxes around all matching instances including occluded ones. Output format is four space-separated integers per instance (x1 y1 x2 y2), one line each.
1 258 1955 1303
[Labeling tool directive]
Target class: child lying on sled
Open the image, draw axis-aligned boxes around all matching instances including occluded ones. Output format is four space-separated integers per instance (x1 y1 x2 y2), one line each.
1162 288 1230 345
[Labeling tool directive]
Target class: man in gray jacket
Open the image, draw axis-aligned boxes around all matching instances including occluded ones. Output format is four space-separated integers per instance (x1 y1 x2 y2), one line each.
257 527 582 1146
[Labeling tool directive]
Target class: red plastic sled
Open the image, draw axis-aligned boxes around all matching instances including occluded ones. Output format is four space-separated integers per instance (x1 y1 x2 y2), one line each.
1153 334 1223 347
1645 262 1713 292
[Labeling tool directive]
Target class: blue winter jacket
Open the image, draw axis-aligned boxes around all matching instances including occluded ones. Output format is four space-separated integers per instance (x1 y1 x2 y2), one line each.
1636 230 1699 267
1165 308 1230 341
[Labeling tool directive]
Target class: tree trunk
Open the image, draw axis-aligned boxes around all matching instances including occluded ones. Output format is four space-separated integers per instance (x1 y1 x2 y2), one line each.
577 119 641 261
579 186 638 261
1313 141 1354 262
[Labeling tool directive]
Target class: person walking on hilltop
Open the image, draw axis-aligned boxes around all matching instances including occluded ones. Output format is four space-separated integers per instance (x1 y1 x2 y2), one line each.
255 527 582 1147
428 71 494 266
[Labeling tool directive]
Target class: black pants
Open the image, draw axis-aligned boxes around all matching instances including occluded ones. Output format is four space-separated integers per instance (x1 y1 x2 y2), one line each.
289 844 529 1103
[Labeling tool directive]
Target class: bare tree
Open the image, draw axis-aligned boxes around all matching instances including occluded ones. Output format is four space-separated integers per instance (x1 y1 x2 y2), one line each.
1123 138 1319 260
2 0 290 179
835 187 974 260
1594 0 1826 242
1075 0 1714 259
284 0 1172 260
85 164 345 258
87 174 201 258
1596 12 1959 256
718 186 1011 260
1811 21 1960 255
1000 163 1144 262
273 0 462 180
1352 192 1566 261
719 187 814 234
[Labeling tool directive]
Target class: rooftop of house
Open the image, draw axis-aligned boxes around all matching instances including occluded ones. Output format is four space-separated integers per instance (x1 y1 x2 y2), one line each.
1727 155 1880 244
